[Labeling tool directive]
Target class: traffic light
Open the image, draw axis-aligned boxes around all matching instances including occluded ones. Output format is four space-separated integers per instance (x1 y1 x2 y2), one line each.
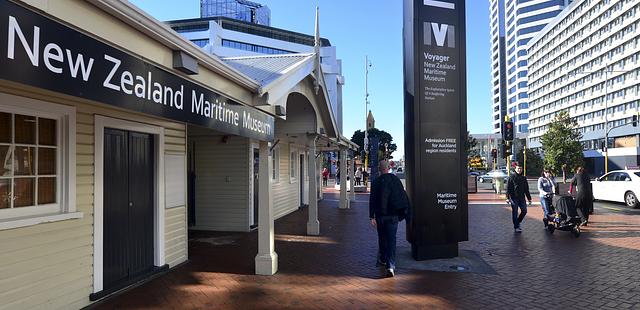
491 148 497 160
504 141 512 158
503 121 514 141
633 113 639 127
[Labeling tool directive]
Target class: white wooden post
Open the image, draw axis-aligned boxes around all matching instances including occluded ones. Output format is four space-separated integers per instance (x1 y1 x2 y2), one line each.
255 141 278 275
317 152 323 200
339 147 349 209
307 139 319 235
349 151 355 201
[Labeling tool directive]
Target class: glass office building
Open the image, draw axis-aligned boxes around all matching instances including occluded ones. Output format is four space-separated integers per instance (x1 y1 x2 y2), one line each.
491 0 572 135
489 0 508 135
200 0 271 26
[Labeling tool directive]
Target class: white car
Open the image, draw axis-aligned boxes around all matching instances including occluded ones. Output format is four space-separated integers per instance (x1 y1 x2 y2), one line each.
478 169 508 183
591 170 640 208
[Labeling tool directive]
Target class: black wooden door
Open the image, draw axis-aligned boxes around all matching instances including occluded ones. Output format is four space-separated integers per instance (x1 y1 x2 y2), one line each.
103 128 154 291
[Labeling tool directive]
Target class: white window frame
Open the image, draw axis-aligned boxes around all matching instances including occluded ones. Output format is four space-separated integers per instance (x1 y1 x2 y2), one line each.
0 93 79 230
290 147 297 183
93 115 165 293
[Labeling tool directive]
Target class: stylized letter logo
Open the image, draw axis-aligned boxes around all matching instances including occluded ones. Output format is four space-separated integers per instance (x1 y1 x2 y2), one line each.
424 0 455 10
424 22 455 48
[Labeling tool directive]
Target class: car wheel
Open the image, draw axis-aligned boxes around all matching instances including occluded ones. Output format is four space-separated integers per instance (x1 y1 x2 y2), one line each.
625 191 639 208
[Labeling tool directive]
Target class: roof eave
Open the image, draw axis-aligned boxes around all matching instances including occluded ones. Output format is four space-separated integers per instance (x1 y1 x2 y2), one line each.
86 0 260 91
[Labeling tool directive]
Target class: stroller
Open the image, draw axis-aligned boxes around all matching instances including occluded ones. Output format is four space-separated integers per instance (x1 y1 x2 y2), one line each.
544 195 582 237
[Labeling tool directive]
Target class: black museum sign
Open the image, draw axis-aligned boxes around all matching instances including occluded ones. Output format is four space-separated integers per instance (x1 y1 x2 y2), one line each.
0 0 274 141
403 0 468 260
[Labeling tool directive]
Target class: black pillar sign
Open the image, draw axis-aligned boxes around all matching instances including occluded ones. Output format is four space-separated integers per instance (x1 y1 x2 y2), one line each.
403 0 468 260
0 0 274 141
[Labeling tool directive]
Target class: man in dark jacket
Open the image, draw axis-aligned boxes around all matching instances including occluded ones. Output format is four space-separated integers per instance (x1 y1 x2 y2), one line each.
506 165 532 233
369 160 410 277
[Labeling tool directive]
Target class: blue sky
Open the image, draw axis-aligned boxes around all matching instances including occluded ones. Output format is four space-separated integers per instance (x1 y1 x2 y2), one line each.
129 0 491 159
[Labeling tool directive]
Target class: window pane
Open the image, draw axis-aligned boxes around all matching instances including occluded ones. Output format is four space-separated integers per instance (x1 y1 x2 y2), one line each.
38 118 56 146
15 114 36 144
38 148 56 175
14 178 34 207
0 179 9 209
14 146 35 175
0 145 12 177
0 112 11 143
38 177 56 204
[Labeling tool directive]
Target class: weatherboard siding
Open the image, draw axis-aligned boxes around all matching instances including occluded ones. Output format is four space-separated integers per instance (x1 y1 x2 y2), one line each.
191 136 251 232
0 84 187 309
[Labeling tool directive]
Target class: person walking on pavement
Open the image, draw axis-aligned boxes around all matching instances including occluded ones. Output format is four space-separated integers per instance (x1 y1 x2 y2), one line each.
506 165 532 233
355 167 363 186
322 167 329 186
537 169 556 227
369 160 410 277
570 166 593 226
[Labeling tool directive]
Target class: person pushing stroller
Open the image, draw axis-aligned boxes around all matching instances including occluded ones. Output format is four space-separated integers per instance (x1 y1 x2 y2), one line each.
538 169 556 227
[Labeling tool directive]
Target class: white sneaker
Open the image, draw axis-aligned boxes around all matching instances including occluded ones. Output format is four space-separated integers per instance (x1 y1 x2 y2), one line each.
386 268 395 277
515 227 523 233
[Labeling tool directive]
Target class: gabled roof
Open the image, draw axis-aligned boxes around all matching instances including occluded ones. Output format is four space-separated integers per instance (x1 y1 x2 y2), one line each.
221 54 314 90
222 53 341 139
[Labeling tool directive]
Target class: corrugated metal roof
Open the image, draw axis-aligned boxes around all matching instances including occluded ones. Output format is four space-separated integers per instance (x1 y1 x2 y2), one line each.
221 53 313 86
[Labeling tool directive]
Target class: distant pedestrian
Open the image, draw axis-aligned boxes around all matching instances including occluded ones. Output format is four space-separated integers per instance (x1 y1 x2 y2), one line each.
537 169 556 227
322 167 329 186
570 166 593 226
506 165 532 233
355 167 363 186
369 160 410 277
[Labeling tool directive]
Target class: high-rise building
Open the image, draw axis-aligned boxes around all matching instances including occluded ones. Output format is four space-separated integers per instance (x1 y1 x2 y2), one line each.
489 0 508 135
200 0 271 26
527 0 640 175
491 0 572 136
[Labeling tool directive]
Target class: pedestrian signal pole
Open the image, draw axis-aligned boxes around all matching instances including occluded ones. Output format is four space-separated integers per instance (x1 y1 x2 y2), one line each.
523 146 527 177
503 115 514 176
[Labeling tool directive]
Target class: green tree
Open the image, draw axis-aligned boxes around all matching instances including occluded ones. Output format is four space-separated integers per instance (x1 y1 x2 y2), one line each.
540 111 584 177
351 128 398 159
516 148 543 177
465 131 478 157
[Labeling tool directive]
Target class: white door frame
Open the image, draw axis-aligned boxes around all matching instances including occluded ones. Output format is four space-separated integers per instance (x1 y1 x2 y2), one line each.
250 141 259 228
93 115 165 293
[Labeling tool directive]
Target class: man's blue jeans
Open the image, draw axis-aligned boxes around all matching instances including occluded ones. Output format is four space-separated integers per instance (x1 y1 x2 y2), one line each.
510 198 527 229
376 216 399 269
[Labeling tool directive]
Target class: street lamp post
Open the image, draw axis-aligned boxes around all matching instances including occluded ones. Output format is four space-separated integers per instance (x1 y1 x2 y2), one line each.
364 56 372 168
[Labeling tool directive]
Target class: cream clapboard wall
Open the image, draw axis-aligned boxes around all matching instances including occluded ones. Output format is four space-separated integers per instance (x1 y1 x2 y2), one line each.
273 141 304 220
0 84 186 309
191 135 250 232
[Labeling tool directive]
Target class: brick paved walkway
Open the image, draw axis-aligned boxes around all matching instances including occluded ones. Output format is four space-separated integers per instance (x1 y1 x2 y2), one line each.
95 192 640 309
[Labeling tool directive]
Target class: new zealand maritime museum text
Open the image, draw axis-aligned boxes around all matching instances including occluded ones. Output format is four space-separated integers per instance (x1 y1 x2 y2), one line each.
5 15 271 136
